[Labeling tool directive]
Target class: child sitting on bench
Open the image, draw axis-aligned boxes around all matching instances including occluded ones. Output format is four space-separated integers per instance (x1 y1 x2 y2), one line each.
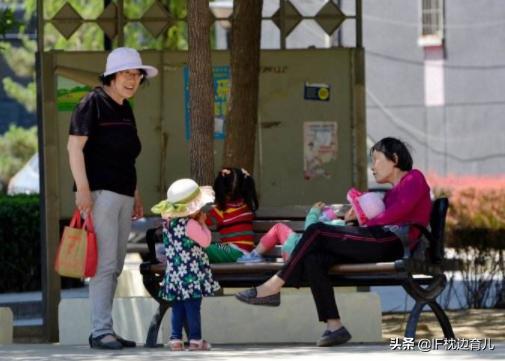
237 189 385 263
204 168 259 263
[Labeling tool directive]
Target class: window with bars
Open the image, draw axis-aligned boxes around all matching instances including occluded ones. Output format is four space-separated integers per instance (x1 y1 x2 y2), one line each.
419 0 444 46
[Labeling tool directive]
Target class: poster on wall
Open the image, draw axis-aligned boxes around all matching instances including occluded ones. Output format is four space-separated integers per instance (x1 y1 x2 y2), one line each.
56 77 136 112
303 121 338 180
183 65 230 140
56 77 92 112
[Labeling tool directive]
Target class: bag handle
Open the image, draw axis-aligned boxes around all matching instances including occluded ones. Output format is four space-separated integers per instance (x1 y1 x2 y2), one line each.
83 213 95 234
69 209 95 234
69 209 82 228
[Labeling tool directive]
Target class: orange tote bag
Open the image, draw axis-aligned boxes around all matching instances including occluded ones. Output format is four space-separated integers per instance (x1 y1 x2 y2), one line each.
54 210 98 278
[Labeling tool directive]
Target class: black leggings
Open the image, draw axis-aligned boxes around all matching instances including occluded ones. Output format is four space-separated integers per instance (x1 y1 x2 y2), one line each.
277 222 403 322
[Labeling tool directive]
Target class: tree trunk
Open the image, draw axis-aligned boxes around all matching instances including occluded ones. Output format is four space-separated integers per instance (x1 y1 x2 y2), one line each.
222 0 263 173
187 0 214 185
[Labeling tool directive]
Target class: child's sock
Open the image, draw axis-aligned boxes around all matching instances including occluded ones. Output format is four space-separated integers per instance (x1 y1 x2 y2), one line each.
237 249 264 263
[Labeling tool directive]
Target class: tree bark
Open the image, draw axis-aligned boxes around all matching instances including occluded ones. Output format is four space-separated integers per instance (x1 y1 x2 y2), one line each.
187 0 214 185
222 0 263 173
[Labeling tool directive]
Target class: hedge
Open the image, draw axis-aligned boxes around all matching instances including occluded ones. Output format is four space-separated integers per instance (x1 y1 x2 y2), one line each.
0 194 41 292
428 174 505 250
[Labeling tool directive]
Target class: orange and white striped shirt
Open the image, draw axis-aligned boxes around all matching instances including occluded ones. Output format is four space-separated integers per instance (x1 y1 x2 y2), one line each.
206 200 255 252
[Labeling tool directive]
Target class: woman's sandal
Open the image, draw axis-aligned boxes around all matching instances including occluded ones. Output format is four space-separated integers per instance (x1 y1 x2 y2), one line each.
168 339 185 351
188 339 211 351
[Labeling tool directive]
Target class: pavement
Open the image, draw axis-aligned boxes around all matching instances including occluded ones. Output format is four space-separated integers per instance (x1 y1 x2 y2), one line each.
0 343 504 361
2 255 504 360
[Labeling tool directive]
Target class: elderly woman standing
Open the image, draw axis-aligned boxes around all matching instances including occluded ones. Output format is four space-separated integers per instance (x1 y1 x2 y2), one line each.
67 47 158 349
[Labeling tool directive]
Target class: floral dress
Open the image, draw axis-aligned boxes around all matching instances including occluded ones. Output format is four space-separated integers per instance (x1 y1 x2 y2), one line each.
159 217 220 302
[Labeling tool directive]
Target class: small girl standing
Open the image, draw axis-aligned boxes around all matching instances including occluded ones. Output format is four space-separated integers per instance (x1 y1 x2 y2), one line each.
151 178 220 351
204 168 259 263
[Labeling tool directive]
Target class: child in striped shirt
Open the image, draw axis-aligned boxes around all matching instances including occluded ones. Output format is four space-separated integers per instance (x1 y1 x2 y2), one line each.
204 168 259 263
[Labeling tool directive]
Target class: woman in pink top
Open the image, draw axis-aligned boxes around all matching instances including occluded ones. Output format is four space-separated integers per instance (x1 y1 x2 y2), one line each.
236 137 432 347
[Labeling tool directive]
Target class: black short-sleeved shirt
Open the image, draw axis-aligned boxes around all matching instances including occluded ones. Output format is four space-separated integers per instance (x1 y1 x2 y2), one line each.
69 87 141 197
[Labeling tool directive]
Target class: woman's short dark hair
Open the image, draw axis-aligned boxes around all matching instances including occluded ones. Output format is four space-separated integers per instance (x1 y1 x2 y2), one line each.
370 137 413 171
99 69 148 86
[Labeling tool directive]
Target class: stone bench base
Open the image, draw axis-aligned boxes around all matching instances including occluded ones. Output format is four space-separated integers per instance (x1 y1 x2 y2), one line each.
0 307 13 344
58 289 382 345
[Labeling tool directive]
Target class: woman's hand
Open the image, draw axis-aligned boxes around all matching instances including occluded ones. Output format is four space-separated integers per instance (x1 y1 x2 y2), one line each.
344 207 357 222
76 189 93 215
133 190 144 220
312 201 326 209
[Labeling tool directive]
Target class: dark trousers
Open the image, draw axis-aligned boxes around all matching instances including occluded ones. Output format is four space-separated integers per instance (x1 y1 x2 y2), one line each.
171 298 202 340
278 223 403 322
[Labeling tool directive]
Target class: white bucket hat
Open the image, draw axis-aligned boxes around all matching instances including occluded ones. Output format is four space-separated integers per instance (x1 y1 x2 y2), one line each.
151 179 215 218
103 47 158 78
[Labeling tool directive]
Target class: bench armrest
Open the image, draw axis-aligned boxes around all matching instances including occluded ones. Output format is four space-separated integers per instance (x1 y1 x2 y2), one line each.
385 224 434 262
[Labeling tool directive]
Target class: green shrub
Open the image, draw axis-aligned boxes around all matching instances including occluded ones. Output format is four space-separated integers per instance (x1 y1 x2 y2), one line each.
428 175 505 308
0 194 41 292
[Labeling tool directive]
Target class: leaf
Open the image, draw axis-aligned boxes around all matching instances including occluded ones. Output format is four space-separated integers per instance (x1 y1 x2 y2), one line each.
0 8 21 39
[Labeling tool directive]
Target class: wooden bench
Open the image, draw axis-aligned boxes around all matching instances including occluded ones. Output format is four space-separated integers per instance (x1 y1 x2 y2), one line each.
137 198 455 347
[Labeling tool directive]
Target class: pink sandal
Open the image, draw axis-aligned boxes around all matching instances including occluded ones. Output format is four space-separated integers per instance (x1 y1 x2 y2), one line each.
168 339 184 351
188 339 211 351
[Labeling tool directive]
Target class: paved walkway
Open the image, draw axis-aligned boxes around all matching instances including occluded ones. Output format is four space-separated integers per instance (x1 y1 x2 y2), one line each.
0 343 503 361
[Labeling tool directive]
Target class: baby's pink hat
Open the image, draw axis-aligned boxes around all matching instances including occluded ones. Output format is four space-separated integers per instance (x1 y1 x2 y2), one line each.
346 188 385 225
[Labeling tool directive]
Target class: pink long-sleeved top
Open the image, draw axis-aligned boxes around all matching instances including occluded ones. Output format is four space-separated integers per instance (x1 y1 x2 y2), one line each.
366 169 432 244
186 219 212 248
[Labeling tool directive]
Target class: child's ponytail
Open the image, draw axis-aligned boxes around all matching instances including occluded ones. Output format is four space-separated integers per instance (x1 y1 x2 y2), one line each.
240 168 259 213
213 167 259 212
213 169 230 210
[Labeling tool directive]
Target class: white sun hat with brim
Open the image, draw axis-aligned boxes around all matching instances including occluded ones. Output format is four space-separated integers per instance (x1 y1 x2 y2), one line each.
151 178 215 218
103 47 158 78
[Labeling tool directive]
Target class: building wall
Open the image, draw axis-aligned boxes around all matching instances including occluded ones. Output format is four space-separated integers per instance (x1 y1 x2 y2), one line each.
346 0 505 176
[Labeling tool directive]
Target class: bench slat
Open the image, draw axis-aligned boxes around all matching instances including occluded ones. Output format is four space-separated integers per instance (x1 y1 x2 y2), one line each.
251 220 305 232
254 206 310 220
128 239 283 256
210 262 399 274
255 204 350 220
144 261 400 276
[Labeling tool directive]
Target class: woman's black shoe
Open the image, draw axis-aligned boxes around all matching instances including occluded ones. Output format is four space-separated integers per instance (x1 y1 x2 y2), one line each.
235 287 281 306
115 334 136 347
89 334 123 350
316 327 352 347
